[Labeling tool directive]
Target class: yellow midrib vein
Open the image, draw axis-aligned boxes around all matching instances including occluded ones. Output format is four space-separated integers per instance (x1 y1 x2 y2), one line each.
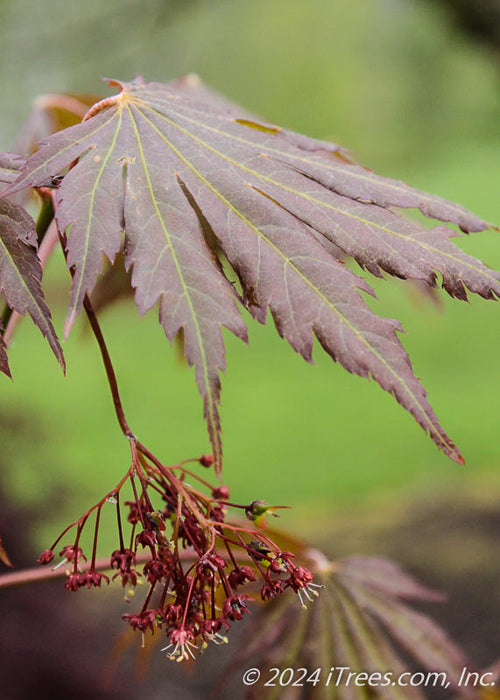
132 105 454 454
17 111 117 190
142 105 498 289
146 96 469 220
0 233 52 337
125 105 221 461
67 109 124 330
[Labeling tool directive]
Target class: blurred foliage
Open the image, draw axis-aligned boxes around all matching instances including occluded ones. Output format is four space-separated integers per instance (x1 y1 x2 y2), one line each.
423 0 500 53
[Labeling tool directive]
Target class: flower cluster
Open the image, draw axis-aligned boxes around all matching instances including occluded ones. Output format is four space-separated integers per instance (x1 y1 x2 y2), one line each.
38 440 318 661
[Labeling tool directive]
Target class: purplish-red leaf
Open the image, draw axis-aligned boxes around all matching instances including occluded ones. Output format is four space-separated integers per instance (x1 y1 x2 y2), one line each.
0 198 64 373
8 77 500 469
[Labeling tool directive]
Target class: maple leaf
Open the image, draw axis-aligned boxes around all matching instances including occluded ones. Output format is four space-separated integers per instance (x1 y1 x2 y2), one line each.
0 197 64 375
334 557 471 685
5 77 500 470
223 553 477 700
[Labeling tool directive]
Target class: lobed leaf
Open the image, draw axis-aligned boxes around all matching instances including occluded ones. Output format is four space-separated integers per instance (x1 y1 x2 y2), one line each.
224 551 478 699
7 77 500 467
327 580 421 699
336 556 445 602
0 198 64 373
337 557 477 698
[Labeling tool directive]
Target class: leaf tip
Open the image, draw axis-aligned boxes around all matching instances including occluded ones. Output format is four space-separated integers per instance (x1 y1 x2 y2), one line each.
0 534 14 568
0 343 12 380
102 75 146 91
101 77 124 90
59 352 67 375
444 440 465 465
214 459 223 480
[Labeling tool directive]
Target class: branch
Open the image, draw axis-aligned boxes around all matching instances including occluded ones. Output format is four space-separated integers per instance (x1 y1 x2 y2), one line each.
0 552 151 590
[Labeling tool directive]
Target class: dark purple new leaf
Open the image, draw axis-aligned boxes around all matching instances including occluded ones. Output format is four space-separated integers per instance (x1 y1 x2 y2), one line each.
8 77 500 467
337 557 476 698
336 556 445 602
226 552 478 699
0 198 64 373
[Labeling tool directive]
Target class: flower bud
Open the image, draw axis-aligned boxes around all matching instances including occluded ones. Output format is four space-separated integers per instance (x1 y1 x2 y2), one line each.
38 549 55 565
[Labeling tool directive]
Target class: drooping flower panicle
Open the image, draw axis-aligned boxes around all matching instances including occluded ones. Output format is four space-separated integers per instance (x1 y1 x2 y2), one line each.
38 441 317 659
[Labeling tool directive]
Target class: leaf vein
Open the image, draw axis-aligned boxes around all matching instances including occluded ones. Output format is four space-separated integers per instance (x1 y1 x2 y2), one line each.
133 106 449 450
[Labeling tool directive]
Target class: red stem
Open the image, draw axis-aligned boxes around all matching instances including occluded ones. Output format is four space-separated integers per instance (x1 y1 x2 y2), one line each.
90 506 102 570
83 295 134 439
115 493 125 553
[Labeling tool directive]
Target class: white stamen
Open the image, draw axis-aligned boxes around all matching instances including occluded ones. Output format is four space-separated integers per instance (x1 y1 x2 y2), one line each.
52 557 68 571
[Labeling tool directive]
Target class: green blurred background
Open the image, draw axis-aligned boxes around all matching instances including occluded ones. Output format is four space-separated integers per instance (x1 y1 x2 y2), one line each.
1 0 500 687
2 0 500 534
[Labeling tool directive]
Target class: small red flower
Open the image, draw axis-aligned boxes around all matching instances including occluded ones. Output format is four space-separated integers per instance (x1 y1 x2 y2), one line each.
163 628 199 661
143 558 170 584
269 557 287 573
228 565 257 588
38 549 54 565
111 548 139 587
197 553 226 574
122 609 160 633
110 548 136 572
113 568 138 587
261 578 286 601
289 566 314 591
222 594 251 621
163 603 183 625
78 571 110 589
135 529 158 548
59 544 86 564
202 618 223 635
64 572 82 592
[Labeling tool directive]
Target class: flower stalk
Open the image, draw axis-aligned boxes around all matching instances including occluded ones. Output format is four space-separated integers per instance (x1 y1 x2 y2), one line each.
36 444 317 659
0 190 318 660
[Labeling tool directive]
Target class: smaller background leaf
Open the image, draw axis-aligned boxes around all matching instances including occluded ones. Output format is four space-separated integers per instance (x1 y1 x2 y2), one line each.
0 532 13 568
0 198 64 371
